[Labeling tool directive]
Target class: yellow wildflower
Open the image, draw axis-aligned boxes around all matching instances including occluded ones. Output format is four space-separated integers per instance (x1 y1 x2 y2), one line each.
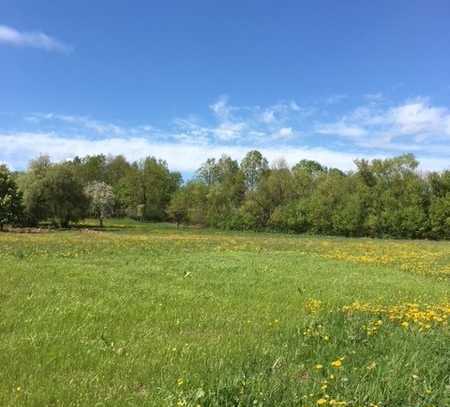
331 359 342 368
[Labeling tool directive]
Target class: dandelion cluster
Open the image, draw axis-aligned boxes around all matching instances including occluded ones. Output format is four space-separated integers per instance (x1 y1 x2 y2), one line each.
304 299 323 314
342 301 450 330
319 241 450 278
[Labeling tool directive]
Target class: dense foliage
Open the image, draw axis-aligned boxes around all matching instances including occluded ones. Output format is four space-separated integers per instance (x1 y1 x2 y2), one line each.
13 154 182 227
17 156 90 227
0 165 23 230
1 151 449 238
174 152 450 239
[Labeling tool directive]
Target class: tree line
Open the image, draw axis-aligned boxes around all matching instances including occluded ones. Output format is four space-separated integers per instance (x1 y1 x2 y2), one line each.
0 151 449 239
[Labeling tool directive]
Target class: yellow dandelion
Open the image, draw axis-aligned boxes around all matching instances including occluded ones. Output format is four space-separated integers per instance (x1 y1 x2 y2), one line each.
331 359 342 368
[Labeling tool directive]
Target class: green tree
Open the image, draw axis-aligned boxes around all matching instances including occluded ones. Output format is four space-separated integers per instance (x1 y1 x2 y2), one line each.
10 151 449 240
72 155 107 184
292 159 326 176
17 155 52 225
355 154 428 238
429 195 450 238
21 162 89 227
181 181 209 225
168 188 190 228
196 158 219 186
0 165 23 230
428 170 450 238
121 157 181 221
242 160 295 229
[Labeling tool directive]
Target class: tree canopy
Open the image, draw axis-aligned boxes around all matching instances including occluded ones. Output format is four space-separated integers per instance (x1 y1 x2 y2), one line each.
1 152 449 239
0 165 23 230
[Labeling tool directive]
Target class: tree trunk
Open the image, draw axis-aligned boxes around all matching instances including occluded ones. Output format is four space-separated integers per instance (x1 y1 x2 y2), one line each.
99 217 103 228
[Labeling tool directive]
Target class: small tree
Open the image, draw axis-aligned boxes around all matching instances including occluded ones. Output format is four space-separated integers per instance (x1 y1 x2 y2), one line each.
46 165 90 227
85 181 115 227
0 165 23 230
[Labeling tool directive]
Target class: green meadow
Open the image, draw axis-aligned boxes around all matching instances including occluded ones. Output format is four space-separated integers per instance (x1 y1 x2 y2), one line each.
1 220 449 406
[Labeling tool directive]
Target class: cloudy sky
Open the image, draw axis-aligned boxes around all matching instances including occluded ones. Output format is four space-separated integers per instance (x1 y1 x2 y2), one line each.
1 1 450 175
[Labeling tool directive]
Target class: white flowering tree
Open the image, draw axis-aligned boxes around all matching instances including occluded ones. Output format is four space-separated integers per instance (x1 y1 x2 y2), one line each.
84 181 115 227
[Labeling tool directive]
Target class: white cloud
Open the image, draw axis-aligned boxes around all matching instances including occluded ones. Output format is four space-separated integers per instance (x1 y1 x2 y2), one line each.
1 132 448 173
316 99 450 153
316 122 367 138
209 95 232 120
0 25 71 52
260 109 276 124
26 113 162 139
272 127 295 140
389 101 450 137
27 113 125 136
3 95 450 173
172 118 211 143
257 101 304 125
212 122 246 141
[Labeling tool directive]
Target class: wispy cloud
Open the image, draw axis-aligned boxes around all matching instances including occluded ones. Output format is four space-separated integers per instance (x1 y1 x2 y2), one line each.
257 101 304 125
316 122 367 139
272 127 296 140
209 95 233 121
192 96 308 143
0 25 71 52
26 113 159 139
27 113 126 136
2 131 448 173
2 94 450 172
315 98 450 153
0 131 386 173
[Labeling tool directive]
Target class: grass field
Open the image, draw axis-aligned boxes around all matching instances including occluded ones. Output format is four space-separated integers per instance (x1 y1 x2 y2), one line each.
1 220 449 406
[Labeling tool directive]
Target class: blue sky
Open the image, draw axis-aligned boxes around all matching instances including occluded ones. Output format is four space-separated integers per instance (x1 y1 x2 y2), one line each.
1 0 450 175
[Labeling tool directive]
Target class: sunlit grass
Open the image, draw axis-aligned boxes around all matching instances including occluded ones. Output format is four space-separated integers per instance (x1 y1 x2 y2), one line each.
1 220 449 406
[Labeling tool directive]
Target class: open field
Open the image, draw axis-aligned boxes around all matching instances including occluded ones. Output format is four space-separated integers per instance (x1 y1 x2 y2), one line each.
1 220 449 406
